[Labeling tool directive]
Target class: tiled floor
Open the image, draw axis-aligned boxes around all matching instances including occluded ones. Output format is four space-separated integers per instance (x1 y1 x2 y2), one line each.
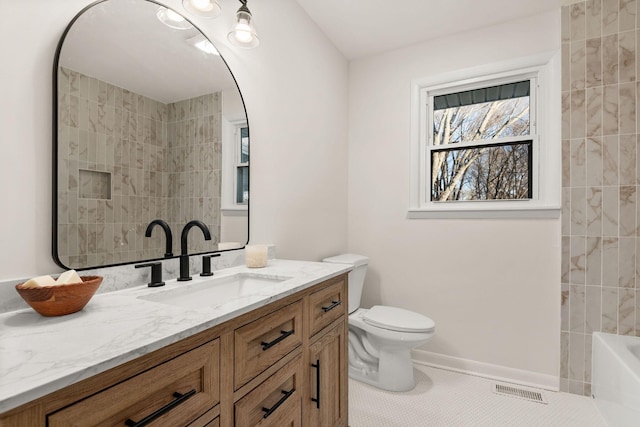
349 364 606 426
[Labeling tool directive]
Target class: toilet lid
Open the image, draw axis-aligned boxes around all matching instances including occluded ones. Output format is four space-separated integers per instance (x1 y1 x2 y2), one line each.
363 305 435 333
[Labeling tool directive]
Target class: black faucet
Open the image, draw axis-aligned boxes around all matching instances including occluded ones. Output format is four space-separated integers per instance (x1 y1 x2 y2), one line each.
178 220 212 281
145 219 173 258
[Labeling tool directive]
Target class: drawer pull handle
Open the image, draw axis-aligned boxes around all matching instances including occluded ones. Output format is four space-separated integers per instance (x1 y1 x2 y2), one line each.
322 300 342 312
311 359 320 408
261 329 294 350
262 388 295 419
124 389 196 427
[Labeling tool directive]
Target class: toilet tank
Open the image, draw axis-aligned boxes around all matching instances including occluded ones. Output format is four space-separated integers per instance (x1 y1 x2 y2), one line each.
322 254 369 314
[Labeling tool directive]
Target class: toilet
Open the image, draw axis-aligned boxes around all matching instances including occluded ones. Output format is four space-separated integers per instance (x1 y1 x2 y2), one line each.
323 254 435 392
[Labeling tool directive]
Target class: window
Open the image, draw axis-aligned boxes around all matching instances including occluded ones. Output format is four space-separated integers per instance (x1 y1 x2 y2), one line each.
222 119 249 213
430 80 534 202
409 53 561 218
235 125 249 205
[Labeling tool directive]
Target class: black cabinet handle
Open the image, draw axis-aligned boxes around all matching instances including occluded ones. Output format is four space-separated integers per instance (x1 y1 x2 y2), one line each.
311 360 320 409
124 389 196 427
322 300 342 312
262 389 295 419
261 329 294 350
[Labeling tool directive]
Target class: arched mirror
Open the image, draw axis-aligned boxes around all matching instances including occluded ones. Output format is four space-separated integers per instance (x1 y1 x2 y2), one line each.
53 0 249 270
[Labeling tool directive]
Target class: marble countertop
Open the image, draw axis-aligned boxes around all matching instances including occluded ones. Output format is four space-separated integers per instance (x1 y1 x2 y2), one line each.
0 259 351 414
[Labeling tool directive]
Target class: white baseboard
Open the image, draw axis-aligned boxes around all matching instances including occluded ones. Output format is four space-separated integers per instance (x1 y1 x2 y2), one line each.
411 349 559 392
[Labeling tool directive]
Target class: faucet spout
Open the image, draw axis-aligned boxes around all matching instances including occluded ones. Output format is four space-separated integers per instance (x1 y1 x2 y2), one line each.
178 220 212 281
145 219 173 257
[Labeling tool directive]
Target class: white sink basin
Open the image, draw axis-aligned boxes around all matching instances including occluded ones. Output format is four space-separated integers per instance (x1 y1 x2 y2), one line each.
138 273 291 309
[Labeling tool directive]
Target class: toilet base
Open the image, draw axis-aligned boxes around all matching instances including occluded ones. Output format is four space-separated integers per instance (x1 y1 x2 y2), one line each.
348 338 417 392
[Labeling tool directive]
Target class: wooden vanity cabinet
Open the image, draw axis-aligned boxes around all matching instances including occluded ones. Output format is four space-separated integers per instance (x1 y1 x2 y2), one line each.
0 273 348 427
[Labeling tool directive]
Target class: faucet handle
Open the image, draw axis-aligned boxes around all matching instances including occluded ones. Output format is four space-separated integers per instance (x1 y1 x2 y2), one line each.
135 262 165 287
201 254 221 277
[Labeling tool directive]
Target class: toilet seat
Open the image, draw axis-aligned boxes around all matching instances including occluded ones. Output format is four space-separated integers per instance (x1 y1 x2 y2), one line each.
363 305 435 333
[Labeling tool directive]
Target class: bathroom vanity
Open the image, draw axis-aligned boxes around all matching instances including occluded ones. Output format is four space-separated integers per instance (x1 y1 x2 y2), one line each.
0 260 349 426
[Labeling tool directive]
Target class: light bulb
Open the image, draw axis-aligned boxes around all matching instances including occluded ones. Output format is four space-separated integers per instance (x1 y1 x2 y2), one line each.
227 7 259 48
234 21 253 43
191 0 212 10
182 0 221 18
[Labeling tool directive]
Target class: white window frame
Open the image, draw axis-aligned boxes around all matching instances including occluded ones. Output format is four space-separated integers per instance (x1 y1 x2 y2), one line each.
408 51 561 219
221 118 249 215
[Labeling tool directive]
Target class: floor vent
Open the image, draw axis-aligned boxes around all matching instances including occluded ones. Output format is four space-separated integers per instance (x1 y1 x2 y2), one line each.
492 383 547 404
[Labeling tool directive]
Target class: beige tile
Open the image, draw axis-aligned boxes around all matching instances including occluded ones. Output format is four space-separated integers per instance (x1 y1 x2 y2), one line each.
572 90 587 138
620 135 637 185
619 82 637 134
560 236 571 283
619 30 636 83
562 92 571 140
586 137 604 186
619 237 637 288
586 87 603 136
557 5 570 38
602 135 619 184
560 331 569 379
571 3 587 41
587 0 603 38
563 189 572 236
587 188 603 236
584 334 593 384
571 285 587 332
602 85 619 135
602 0 619 35
636 289 640 335
602 34 619 85
586 285 603 333
586 38 603 89
572 39 587 90
562 285 570 333
618 288 636 334
603 237 620 286
571 236 587 285
602 286 619 332
569 332 586 381
619 0 637 31
572 187 588 236
619 186 637 236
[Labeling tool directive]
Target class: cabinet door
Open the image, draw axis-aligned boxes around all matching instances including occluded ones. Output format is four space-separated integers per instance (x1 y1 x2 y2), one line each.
306 321 347 427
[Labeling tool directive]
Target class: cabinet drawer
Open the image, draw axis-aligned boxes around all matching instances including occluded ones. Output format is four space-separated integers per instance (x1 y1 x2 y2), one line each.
234 301 303 389
48 339 220 427
235 354 303 427
308 278 346 337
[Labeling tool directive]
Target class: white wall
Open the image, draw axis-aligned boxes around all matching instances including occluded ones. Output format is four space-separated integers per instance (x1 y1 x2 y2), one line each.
0 0 349 280
348 11 561 380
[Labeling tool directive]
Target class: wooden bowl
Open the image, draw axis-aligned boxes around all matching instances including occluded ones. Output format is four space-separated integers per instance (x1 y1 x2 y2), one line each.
15 276 103 317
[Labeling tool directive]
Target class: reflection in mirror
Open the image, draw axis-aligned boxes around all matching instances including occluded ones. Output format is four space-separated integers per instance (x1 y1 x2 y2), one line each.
54 0 248 270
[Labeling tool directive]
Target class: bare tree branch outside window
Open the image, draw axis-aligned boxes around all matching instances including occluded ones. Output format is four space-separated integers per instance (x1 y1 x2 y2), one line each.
430 83 532 202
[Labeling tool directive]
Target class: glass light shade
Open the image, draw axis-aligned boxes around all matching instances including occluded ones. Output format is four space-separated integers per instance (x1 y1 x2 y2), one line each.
227 10 259 48
182 0 221 18
156 7 193 30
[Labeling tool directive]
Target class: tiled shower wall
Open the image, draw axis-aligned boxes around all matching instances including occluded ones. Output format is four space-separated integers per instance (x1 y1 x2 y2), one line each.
57 67 221 268
561 0 640 396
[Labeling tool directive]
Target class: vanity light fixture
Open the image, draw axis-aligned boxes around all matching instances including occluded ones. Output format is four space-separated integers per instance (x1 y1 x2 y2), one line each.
227 0 260 48
188 34 220 55
182 0 222 18
157 6 193 30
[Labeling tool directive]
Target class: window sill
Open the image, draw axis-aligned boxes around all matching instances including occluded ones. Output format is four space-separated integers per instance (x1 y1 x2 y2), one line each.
221 207 248 216
407 207 560 219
